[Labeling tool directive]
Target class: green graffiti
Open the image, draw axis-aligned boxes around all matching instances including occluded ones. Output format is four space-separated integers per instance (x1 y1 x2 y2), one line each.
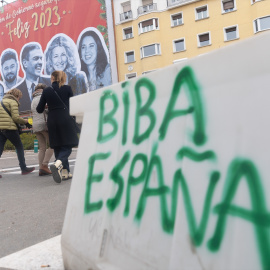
124 153 148 217
177 147 216 161
133 78 156 145
177 169 220 245
159 66 206 146
122 91 129 145
84 152 111 214
135 143 172 232
97 90 119 143
207 159 270 270
107 151 130 212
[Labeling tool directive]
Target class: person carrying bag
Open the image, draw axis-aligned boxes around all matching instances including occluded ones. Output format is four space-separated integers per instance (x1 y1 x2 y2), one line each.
0 88 35 176
36 71 79 184
31 83 54 176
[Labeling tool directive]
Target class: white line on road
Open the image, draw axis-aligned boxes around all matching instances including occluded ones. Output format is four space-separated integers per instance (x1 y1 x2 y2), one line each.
0 159 76 173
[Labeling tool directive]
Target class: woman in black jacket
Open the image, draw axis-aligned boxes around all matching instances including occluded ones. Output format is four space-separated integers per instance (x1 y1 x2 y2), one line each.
36 70 79 184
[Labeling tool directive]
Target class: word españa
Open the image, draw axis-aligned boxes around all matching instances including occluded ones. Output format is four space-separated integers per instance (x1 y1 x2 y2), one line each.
84 66 270 270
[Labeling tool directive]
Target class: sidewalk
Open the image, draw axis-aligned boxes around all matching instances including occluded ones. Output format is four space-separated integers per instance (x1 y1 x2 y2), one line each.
0 236 64 270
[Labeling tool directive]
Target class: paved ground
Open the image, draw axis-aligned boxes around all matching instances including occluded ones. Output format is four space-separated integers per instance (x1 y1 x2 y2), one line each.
0 149 77 259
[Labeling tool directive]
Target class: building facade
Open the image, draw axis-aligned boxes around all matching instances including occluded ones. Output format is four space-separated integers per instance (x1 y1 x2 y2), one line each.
112 0 270 81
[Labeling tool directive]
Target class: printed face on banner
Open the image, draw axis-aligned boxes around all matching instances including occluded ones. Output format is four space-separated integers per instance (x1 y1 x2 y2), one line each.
23 47 44 78
0 0 113 112
0 48 21 92
52 46 68 71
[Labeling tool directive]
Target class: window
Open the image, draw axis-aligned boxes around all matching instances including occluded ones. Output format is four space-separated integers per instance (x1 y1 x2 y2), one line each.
126 73 136 80
141 44 161 58
254 16 270 33
171 13 183 27
121 1 132 20
196 6 208 20
173 38 185 52
142 70 156 75
125 51 135 63
224 26 238 41
222 0 235 13
139 18 158 34
142 0 153 12
173 58 188 64
198 32 210 47
123 27 133 39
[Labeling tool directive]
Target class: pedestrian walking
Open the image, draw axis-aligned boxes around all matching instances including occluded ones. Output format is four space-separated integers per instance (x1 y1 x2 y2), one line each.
31 83 54 176
0 88 35 175
36 71 79 183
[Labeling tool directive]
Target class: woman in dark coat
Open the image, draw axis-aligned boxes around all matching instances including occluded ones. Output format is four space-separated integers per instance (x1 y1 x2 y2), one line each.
36 70 78 184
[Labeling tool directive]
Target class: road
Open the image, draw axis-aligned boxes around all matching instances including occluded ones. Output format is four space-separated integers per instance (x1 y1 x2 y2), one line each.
0 149 77 258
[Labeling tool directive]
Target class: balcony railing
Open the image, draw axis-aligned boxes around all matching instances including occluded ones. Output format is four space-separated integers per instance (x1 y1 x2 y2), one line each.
137 3 157 15
120 10 133 21
167 0 201 7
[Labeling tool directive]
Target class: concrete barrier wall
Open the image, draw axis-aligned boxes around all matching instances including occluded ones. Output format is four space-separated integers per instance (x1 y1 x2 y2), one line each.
61 31 270 270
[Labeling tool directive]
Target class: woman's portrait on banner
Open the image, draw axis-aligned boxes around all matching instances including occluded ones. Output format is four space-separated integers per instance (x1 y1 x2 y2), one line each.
77 27 112 91
44 34 88 96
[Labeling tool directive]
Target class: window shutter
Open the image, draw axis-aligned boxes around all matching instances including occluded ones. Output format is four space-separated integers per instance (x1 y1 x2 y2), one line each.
199 34 209 42
125 28 132 34
226 27 236 33
197 7 207 13
122 1 131 12
173 14 182 20
142 19 153 27
142 0 153 5
223 0 234 10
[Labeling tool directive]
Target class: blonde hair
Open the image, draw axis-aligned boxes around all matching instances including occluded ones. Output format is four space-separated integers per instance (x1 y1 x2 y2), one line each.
35 83 46 91
6 88 22 99
51 70 67 88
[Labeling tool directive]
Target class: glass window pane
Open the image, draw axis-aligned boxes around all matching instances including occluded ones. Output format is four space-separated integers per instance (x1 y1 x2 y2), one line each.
126 52 134 62
175 40 184 51
143 45 155 57
226 27 237 40
260 16 270 31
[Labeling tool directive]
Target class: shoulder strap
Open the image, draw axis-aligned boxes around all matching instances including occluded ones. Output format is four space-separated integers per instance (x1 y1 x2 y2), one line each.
1 101 11 117
51 86 68 110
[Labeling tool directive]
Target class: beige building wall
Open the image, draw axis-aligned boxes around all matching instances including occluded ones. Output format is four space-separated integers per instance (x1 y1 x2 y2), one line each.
113 0 270 82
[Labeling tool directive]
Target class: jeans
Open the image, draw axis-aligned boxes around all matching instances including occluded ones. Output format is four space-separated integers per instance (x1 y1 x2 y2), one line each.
54 146 72 172
0 130 27 170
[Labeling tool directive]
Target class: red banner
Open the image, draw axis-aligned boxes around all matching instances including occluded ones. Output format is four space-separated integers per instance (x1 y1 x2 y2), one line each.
0 0 112 112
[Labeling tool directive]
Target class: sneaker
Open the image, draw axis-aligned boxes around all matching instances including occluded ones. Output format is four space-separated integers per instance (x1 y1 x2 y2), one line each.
62 169 72 181
0 175 2 178
50 160 63 184
21 167 35 175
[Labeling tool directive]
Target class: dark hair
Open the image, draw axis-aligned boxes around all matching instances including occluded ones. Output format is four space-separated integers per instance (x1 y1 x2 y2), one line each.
21 44 41 70
78 30 108 79
51 70 67 88
1 50 17 66
45 36 77 76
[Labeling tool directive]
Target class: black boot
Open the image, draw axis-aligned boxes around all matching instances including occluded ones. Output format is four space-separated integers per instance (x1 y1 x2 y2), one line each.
21 167 35 175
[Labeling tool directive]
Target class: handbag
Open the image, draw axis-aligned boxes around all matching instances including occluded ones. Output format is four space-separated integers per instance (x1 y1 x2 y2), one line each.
43 111 48 131
51 87 81 133
1 101 23 134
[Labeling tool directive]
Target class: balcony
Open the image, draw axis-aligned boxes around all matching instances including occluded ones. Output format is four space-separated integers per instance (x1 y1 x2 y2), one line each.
120 10 133 21
137 3 157 15
167 0 201 8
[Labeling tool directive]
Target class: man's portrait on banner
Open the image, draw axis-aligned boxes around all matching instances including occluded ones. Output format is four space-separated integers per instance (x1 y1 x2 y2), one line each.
17 42 50 112
0 49 23 92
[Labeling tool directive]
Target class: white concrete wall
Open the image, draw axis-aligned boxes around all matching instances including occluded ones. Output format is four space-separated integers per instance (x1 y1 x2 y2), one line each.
62 31 270 270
